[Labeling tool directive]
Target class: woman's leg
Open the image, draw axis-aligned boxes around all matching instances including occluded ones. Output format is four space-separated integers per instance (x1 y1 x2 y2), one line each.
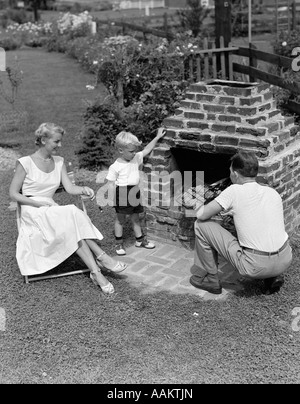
85 239 127 272
76 240 111 288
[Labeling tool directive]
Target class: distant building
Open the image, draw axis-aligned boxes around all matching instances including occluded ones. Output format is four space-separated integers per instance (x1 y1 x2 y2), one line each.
164 0 187 7
118 0 166 9
165 0 214 8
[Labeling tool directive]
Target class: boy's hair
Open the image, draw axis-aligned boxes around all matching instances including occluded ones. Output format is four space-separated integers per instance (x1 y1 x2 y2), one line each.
230 151 259 178
115 131 142 149
35 122 65 146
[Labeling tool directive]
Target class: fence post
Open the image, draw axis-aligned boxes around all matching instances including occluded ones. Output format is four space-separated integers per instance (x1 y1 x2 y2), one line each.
164 12 168 36
249 42 257 83
116 78 124 109
292 0 296 31
215 0 232 48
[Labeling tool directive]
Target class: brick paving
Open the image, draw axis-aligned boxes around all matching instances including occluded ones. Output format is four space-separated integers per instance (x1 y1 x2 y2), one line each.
114 241 243 301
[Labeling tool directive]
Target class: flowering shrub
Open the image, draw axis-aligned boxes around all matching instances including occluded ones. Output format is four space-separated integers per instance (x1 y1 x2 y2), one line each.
273 30 300 58
56 11 93 36
271 31 300 108
0 11 95 50
0 20 52 49
82 35 201 106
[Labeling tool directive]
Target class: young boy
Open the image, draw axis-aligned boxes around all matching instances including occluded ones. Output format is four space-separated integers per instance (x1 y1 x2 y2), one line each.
106 128 166 255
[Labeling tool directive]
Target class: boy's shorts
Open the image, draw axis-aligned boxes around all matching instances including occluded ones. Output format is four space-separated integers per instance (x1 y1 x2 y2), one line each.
114 185 144 215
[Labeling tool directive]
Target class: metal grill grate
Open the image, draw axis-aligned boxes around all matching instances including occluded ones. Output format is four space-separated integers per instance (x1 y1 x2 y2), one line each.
176 177 232 209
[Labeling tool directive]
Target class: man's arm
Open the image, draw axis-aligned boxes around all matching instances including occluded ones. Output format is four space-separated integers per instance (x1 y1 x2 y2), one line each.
195 200 223 221
142 128 166 158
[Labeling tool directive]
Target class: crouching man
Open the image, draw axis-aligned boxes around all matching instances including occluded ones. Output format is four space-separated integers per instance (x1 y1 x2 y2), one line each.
190 151 293 295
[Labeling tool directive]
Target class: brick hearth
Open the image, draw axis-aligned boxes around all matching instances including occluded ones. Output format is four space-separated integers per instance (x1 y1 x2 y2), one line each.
142 80 300 249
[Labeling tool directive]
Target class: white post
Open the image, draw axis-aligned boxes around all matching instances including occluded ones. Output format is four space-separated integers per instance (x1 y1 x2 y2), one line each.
0 308 6 332
91 21 97 35
0 47 5 72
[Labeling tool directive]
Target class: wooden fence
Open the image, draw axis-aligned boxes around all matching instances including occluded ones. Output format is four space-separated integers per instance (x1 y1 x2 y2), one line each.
102 19 176 41
95 7 296 40
232 46 300 114
184 37 238 82
184 40 300 115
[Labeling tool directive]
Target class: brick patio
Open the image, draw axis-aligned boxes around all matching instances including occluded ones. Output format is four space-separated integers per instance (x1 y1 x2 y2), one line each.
114 241 243 301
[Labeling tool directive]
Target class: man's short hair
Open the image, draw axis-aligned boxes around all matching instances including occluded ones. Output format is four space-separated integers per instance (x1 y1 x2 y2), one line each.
230 151 259 177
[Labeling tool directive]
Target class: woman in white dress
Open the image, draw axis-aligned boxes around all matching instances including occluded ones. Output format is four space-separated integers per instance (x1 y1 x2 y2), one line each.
9 122 127 294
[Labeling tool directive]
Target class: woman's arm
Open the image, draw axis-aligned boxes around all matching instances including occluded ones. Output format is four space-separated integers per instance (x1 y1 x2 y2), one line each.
9 162 48 208
61 163 95 199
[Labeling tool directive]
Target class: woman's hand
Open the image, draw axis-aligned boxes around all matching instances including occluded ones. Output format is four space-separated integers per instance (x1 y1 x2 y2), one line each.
81 186 95 201
37 201 54 208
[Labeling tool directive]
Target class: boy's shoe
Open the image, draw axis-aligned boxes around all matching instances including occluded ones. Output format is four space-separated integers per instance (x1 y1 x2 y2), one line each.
115 243 126 256
190 274 222 295
135 237 155 249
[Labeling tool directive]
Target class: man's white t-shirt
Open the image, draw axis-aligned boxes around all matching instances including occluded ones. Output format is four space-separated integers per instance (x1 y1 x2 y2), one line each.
106 152 143 186
215 182 288 252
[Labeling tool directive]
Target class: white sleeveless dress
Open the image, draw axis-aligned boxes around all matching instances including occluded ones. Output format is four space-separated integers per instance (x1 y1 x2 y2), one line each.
16 156 103 276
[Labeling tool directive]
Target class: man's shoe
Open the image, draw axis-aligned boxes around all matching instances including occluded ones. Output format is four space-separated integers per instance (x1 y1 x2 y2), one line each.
135 237 155 249
190 274 222 295
263 275 284 295
115 243 126 256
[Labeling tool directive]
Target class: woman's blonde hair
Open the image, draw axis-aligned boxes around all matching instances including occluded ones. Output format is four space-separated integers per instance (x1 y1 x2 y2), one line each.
34 123 65 146
115 131 142 149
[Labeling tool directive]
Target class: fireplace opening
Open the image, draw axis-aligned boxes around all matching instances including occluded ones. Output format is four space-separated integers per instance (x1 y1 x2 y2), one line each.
167 148 236 237
170 148 233 185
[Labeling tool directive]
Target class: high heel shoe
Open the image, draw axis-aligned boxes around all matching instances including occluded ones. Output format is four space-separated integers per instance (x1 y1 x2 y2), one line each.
96 252 127 273
90 272 115 295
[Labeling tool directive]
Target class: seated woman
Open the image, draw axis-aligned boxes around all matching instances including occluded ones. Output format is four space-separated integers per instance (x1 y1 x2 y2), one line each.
9 122 127 295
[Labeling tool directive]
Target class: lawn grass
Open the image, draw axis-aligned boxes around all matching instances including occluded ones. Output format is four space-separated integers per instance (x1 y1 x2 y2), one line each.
1 48 300 385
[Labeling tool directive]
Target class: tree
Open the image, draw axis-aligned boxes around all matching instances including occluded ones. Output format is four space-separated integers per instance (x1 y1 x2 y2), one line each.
27 0 54 21
177 0 211 37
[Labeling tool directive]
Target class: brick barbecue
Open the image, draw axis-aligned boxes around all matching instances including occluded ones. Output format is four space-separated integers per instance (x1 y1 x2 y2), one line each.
142 80 300 249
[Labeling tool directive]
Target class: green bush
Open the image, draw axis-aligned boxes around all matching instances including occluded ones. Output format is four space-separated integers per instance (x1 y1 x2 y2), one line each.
0 36 22 50
176 0 210 37
273 30 300 58
76 75 188 170
3 8 34 25
271 31 300 108
76 99 124 170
